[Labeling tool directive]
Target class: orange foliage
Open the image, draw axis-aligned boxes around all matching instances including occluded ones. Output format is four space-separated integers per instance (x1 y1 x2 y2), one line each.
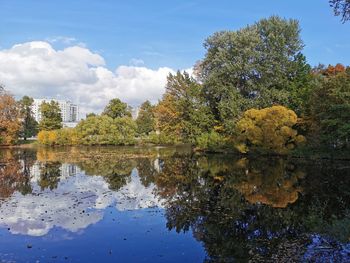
0 93 21 145
153 94 183 140
324 63 346 76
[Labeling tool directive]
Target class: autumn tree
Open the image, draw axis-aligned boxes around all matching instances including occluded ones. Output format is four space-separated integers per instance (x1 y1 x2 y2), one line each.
39 101 62 131
199 16 311 130
235 106 306 154
18 96 38 140
309 65 350 149
330 0 350 22
102 98 131 119
136 100 155 135
154 71 214 143
0 89 21 145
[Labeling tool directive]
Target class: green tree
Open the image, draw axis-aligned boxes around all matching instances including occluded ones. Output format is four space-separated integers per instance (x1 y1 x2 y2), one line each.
199 16 311 131
154 71 214 143
39 101 62 131
75 115 136 145
18 96 38 140
86 112 97 118
102 98 131 119
309 65 350 149
136 100 155 135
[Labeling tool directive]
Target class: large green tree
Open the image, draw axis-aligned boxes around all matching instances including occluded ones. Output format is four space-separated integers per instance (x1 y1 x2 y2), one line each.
39 101 62 131
198 16 311 131
136 100 155 135
18 96 38 140
154 71 214 143
102 98 131 119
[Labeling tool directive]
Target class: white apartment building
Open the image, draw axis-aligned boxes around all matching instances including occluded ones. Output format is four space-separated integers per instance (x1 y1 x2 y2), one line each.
32 99 79 126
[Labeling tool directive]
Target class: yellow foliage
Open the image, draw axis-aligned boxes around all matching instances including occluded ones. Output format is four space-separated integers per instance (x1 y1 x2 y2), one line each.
37 130 58 146
236 106 306 154
235 143 249 154
233 158 305 208
153 94 183 141
48 131 57 143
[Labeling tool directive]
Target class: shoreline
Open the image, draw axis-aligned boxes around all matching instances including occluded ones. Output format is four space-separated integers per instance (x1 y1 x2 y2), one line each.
1 143 349 161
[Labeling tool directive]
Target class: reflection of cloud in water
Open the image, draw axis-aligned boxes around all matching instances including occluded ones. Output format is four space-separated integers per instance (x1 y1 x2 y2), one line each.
115 171 162 211
0 167 162 236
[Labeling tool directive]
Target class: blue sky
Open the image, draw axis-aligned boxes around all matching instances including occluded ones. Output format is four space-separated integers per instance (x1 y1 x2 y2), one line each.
0 0 349 115
1 0 349 70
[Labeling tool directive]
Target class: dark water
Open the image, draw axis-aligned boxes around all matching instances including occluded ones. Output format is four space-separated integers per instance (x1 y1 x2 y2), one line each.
0 146 350 262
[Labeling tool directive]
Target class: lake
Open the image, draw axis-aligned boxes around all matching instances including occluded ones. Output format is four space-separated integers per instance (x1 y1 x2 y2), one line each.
0 146 350 262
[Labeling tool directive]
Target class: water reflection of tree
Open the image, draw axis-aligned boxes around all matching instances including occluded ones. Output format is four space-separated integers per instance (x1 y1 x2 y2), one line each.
38 162 62 190
296 160 350 243
4 147 350 261
155 155 350 261
35 146 192 192
0 149 35 198
232 158 305 208
80 158 136 191
136 158 158 187
34 146 192 191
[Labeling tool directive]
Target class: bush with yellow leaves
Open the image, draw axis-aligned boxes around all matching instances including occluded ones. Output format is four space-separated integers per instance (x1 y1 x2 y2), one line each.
37 130 58 146
235 106 306 154
37 128 80 146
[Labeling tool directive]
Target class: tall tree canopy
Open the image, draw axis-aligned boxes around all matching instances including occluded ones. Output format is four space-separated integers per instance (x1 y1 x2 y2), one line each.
309 64 350 149
330 0 350 22
102 98 131 119
18 96 38 140
39 101 62 131
154 71 214 143
199 16 311 130
136 100 155 135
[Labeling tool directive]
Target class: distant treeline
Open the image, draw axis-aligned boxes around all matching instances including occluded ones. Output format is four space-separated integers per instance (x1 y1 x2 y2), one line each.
1 16 349 155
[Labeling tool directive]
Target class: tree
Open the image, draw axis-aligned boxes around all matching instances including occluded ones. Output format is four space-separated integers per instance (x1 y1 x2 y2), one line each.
102 98 131 119
330 0 350 22
75 115 136 145
39 101 62 131
154 71 214 143
0 89 21 145
18 96 38 140
199 16 311 129
136 100 155 135
235 106 306 154
86 112 97 118
309 65 350 149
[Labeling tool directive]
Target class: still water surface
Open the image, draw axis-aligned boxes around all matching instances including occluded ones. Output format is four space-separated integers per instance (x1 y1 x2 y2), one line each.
0 146 350 262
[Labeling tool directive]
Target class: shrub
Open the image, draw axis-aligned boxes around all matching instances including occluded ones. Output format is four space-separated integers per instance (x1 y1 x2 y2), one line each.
196 131 227 151
235 106 306 154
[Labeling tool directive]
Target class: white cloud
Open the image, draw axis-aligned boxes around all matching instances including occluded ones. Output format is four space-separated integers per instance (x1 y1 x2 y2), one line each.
0 41 176 117
0 166 163 237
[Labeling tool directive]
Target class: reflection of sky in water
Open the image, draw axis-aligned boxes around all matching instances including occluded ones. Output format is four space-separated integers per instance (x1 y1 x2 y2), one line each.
0 165 163 237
